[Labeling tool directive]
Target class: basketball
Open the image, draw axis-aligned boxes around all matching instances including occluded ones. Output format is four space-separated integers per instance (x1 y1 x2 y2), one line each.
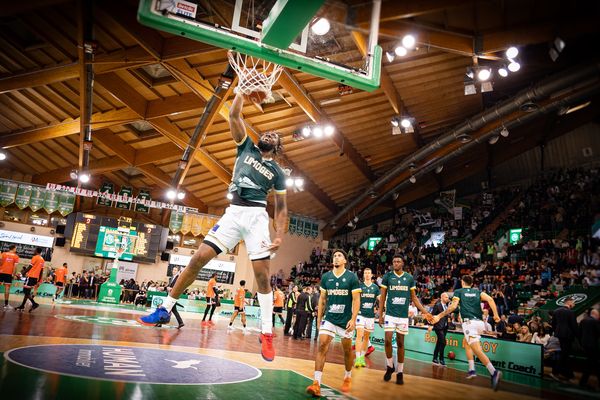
448 351 456 360
244 90 268 104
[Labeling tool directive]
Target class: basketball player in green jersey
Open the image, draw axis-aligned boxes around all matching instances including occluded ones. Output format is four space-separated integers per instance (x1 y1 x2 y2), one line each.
139 91 288 363
432 275 502 391
379 255 433 385
354 267 379 368
307 249 361 397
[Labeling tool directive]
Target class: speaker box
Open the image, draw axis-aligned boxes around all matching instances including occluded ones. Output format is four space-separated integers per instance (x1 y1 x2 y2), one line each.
55 224 66 235
166 241 174 250
160 252 170 261
55 237 66 247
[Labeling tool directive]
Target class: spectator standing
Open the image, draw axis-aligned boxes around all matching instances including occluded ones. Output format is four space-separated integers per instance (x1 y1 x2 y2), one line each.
551 297 577 380
578 309 600 389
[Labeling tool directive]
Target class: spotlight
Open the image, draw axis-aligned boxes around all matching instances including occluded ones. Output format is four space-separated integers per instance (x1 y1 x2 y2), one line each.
302 126 311 137
310 18 330 36
435 165 444 174
391 118 399 127
353 216 359 223
488 135 500 145
369 191 377 199
409 176 416 184
331 223 337 230
0 151 5 161
226 193 233 200
465 68 475 79
394 46 407 57
313 126 323 138
177 191 185 200
386 51 395 63
505 47 519 59
400 118 412 128
78 172 90 183
477 68 492 81
166 189 177 200
554 37 565 52
347 221 354 228
324 125 335 137
500 126 509 137
285 177 294 187
401 34 416 49
69 170 78 180
294 178 304 188
457 134 472 143
508 61 520 72
498 67 508 77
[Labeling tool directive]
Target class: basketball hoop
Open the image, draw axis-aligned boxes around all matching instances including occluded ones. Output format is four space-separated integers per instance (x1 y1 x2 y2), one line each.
228 51 283 103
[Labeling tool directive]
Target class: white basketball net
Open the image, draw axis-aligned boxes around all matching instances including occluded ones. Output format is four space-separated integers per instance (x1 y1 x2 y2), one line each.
228 51 283 103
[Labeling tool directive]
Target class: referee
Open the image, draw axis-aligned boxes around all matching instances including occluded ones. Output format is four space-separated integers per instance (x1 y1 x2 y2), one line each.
430 292 450 366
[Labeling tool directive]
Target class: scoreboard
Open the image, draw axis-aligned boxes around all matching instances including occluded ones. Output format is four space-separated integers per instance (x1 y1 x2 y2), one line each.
68 212 167 263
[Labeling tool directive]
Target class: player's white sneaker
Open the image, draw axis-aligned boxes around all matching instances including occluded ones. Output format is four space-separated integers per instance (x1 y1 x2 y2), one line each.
227 325 234 331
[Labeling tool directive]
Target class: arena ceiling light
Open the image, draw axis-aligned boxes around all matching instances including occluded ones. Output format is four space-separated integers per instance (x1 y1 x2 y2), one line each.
477 67 492 81
435 165 444 174
177 191 186 200
401 34 416 49
401 118 412 128
310 18 330 36
386 51 395 63
394 46 407 57
500 126 510 137
391 117 400 127
302 126 311 137
508 61 521 72
409 175 417 184
312 126 323 138
498 66 508 77
505 46 519 59
226 193 233 200
324 125 335 137
0 151 6 161
285 177 294 187
166 189 177 200
488 135 500 144
78 172 90 183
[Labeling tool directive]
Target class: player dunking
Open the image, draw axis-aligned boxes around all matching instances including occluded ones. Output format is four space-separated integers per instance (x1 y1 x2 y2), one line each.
379 255 433 384
0 245 19 308
432 275 502 391
306 249 361 397
354 267 379 368
138 91 288 362
228 280 248 333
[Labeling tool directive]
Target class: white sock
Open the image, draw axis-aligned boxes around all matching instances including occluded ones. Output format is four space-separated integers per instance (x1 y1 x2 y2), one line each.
314 371 322 384
486 362 496 375
387 358 394 368
468 360 475 371
161 296 177 312
397 363 404 373
257 291 274 334
344 370 351 379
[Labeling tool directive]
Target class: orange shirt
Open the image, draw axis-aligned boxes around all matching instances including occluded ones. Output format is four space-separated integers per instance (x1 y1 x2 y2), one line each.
55 266 67 284
27 255 45 278
274 289 284 307
207 278 217 298
0 251 19 275
234 287 246 308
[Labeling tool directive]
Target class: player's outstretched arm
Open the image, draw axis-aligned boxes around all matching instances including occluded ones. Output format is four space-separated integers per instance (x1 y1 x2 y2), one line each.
481 292 501 323
432 297 459 324
269 192 287 252
229 92 247 144
410 289 433 323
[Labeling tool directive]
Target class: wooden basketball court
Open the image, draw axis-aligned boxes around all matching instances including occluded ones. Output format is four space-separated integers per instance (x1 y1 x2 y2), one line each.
0 300 587 400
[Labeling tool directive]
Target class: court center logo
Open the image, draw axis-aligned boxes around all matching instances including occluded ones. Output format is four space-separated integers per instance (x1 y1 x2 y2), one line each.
556 293 587 306
5 345 261 385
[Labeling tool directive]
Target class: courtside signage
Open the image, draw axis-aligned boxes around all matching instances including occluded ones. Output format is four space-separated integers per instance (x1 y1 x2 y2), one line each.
5 345 261 385
0 229 54 247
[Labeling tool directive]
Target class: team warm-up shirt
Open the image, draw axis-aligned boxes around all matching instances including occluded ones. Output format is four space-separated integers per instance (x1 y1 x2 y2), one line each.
380 271 416 318
0 252 19 275
320 269 361 328
234 287 246 308
359 282 380 318
229 135 287 203
27 255 45 278
55 266 68 283
453 287 483 320
207 278 217 298
274 290 284 307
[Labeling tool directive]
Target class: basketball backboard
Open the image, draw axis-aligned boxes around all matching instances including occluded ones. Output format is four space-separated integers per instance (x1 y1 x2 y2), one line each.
137 0 382 91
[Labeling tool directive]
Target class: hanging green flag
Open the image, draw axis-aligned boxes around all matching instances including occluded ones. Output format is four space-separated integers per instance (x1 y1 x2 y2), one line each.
43 190 60 214
15 184 33 209
58 191 76 216
169 211 184 233
296 218 304 237
115 186 133 210
134 189 151 213
304 219 311 237
311 222 319 238
289 216 297 235
29 186 46 212
0 180 18 207
97 182 114 207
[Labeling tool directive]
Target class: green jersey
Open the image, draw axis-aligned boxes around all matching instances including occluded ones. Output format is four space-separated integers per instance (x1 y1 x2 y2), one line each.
453 287 482 320
359 282 380 318
229 136 287 203
320 269 361 328
381 271 415 318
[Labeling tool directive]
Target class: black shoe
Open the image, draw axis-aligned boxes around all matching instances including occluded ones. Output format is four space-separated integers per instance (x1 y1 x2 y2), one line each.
29 303 39 312
384 366 395 381
396 372 404 385
177 323 185 329
439 359 446 367
432 358 440 365
15 306 24 311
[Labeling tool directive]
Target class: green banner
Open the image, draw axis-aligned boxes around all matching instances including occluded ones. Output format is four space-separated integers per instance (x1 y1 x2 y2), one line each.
303 218 311 237
169 211 184 233
134 189 151 213
97 182 114 207
28 186 46 212
57 191 76 216
537 286 600 319
289 216 297 235
43 190 60 214
296 219 304 237
0 180 18 207
311 222 319 238
15 184 33 209
115 186 133 210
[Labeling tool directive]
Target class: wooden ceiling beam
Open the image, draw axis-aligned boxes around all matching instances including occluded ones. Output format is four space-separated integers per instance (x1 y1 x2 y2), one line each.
31 155 128 184
93 129 135 165
95 73 147 118
354 0 478 25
